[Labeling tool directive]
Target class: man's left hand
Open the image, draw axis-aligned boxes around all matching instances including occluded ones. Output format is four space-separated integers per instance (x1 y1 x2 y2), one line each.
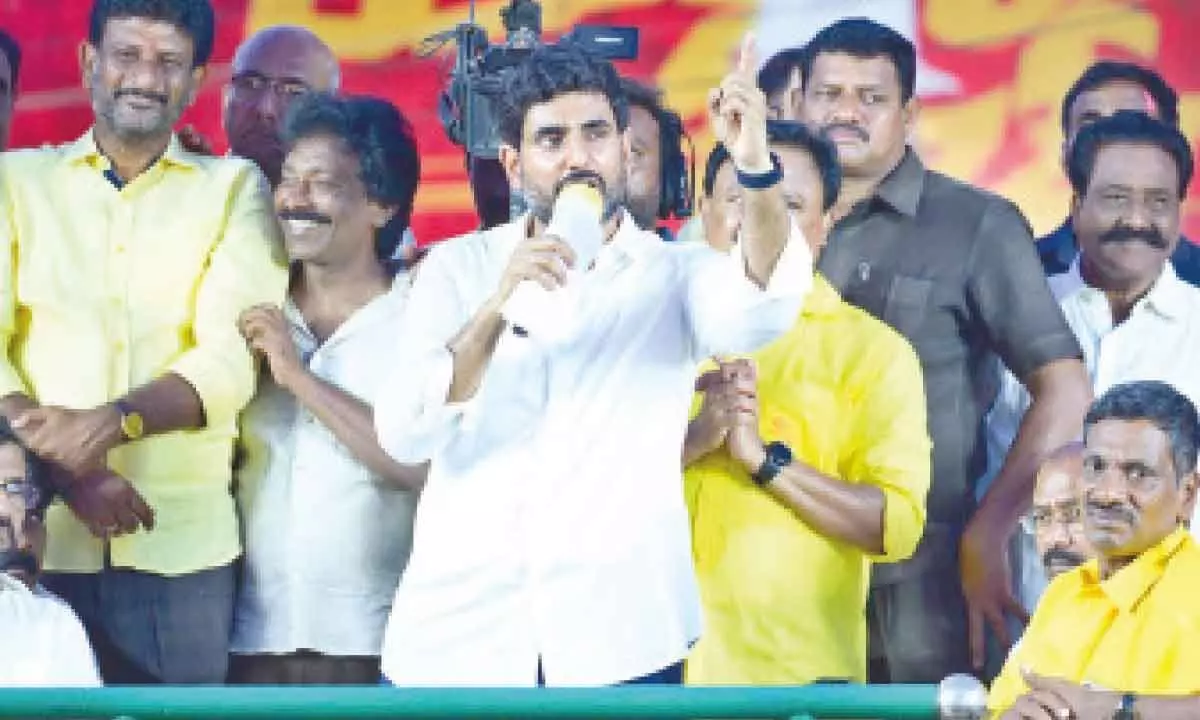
11 405 122 476
1007 672 1121 720
961 509 1030 669
722 359 766 472
707 34 772 174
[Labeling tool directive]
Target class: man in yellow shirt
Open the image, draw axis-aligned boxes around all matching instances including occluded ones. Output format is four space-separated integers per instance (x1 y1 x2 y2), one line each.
0 0 286 683
682 119 931 685
990 380 1200 718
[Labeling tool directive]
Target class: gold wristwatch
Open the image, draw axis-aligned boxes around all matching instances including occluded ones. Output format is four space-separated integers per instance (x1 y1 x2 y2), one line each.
114 399 145 441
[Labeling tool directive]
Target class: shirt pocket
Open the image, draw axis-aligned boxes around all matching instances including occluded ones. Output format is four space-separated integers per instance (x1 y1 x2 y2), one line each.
883 274 934 339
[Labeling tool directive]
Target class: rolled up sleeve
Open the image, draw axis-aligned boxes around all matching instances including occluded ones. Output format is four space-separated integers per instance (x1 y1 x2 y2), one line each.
169 165 287 429
0 164 29 399
374 241 478 464
685 222 812 360
851 336 931 563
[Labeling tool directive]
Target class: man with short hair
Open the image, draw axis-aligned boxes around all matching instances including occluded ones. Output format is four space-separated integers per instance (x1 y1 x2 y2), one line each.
1038 61 1200 287
375 37 810 687
683 120 930 685
620 77 667 235
0 421 101 687
989 381 1200 719
0 28 19 151
0 0 287 684
988 111 1200 613
223 25 340 187
757 46 805 121
798 17 1092 680
1027 443 1089 584
230 93 426 685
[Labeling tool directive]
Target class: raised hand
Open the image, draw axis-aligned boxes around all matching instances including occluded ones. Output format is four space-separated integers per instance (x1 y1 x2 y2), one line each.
707 34 772 174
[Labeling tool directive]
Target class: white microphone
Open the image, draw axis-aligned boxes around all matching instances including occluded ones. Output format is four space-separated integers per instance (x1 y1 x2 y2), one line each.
503 183 604 344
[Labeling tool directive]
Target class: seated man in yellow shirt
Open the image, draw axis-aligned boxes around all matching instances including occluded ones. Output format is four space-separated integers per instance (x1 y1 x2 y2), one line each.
0 0 286 684
990 380 1200 719
682 120 931 685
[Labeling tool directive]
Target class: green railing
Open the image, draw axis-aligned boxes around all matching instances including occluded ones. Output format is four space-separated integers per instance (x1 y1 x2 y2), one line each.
0 677 989 719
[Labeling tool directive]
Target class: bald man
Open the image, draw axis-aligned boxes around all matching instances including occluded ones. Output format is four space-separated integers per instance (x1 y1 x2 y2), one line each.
1029 443 1090 582
224 25 340 187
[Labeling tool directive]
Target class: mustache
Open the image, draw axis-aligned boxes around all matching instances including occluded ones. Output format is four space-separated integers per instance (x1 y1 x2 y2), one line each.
1099 224 1168 250
0 549 37 578
1042 547 1087 570
821 123 869 142
1085 499 1138 526
278 209 333 225
554 169 607 198
114 88 169 106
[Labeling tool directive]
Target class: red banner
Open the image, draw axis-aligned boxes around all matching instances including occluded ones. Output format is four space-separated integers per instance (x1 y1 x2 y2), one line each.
5 0 1199 244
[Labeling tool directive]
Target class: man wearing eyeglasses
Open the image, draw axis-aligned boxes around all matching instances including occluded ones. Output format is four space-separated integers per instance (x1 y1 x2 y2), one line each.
1028 443 1090 584
0 422 101 687
223 25 340 188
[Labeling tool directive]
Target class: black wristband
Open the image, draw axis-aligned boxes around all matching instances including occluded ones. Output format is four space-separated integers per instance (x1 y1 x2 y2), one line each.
735 153 783 190
752 441 793 486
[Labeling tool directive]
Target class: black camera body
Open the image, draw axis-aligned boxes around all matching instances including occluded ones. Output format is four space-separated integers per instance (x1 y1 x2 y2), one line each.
431 0 693 222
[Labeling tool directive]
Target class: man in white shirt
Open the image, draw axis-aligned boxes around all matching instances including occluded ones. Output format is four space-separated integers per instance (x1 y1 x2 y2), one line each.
374 37 811 687
0 421 101 687
985 110 1199 611
229 94 426 685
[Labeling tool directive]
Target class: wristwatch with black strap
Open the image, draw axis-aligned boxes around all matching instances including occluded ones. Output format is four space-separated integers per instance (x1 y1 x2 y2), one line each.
751 440 793 487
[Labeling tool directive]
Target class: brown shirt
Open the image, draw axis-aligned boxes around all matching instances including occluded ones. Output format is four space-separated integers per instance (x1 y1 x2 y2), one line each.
817 149 1081 535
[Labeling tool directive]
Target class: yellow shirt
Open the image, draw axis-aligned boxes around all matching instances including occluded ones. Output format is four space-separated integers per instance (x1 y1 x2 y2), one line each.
989 527 1200 714
0 130 288 576
684 275 931 685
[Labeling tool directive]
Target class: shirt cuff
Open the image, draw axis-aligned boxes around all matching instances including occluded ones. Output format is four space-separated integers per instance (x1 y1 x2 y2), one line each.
170 348 254 430
376 345 479 464
0 361 28 400
730 219 814 296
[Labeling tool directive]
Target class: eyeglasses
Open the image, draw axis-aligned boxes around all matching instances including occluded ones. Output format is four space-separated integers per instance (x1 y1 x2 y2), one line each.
229 73 312 102
0 478 42 516
1021 503 1084 535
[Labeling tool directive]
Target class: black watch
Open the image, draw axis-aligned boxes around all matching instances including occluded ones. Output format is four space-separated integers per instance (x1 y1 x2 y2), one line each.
735 153 783 190
752 441 793 486
1113 693 1137 720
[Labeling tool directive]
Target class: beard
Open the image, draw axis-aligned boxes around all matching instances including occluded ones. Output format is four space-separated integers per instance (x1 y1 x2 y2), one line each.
93 80 186 143
521 167 628 226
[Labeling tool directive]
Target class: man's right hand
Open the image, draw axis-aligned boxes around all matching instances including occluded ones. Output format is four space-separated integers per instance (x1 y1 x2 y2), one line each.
492 235 577 306
62 470 156 539
684 359 757 464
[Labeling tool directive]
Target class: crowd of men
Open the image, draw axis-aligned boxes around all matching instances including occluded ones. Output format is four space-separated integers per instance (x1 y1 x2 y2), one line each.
0 0 1198 717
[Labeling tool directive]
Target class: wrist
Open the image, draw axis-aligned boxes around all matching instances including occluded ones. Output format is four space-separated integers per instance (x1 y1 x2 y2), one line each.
100 402 127 446
735 440 767 475
734 154 773 175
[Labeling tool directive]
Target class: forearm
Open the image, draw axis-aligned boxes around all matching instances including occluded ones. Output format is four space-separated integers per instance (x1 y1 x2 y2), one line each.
285 369 427 492
121 373 206 435
738 178 789 288
446 296 507 403
762 458 886 554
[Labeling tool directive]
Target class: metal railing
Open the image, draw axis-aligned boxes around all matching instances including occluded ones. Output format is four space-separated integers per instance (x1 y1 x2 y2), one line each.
0 675 988 719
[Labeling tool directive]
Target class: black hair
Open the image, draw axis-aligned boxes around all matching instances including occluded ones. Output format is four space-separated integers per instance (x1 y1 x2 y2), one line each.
284 93 421 264
0 418 53 518
757 45 806 98
1085 380 1200 481
800 17 916 103
88 0 215 67
1067 110 1193 199
702 120 841 212
496 41 628 149
1061 61 1179 135
0 28 20 88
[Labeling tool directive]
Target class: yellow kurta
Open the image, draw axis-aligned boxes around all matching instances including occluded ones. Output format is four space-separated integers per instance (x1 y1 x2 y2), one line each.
0 130 288 575
684 275 931 685
989 527 1200 714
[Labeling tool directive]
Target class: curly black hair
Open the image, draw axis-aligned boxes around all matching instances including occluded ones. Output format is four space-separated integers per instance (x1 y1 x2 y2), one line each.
284 93 421 263
89 0 215 66
496 41 628 149
1067 110 1192 199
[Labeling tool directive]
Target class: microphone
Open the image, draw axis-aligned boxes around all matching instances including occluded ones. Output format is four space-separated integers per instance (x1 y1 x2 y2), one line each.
503 182 604 343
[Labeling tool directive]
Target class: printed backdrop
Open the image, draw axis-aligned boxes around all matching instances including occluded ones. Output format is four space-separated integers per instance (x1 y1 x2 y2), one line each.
4 0 1199 244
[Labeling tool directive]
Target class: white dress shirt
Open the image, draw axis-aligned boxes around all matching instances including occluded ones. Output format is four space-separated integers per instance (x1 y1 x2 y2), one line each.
0 577 102 686
375 212 811 686
232 279 419 657
983 259 1200 608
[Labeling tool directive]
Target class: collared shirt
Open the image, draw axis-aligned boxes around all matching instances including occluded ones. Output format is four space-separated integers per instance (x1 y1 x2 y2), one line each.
816 149 1081 542
988 528 1200 714
375 211 812 687
684 275 930 686
984 261 1200 590
1037 219 1200 288
0 130 288 575
0 578 102 686
233 279 418 657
